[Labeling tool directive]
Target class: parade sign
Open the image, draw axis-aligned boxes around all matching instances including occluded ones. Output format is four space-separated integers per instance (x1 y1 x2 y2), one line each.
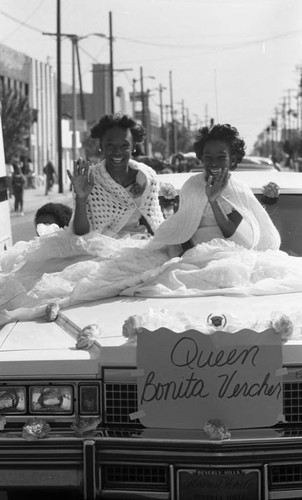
136 328 283 429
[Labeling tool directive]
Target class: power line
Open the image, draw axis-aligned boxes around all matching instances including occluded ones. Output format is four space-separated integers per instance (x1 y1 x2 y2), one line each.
1 7 301 51
0 1 45 43
0 7 45 35
117 28 302 50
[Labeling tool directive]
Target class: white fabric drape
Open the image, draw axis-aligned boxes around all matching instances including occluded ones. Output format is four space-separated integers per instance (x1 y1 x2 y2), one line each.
152 173 281 251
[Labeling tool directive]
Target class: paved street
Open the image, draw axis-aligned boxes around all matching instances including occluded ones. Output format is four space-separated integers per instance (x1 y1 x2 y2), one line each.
9 183 73 244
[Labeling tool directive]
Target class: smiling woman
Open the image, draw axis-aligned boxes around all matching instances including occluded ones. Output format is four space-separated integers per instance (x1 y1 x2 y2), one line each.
153 124 281 253
67 113 164 238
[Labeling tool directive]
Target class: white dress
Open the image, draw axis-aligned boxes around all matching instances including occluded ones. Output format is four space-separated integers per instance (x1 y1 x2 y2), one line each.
192 198 233 245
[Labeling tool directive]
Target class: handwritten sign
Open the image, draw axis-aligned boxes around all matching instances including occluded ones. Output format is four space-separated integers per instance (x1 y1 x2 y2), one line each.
136 328 283 429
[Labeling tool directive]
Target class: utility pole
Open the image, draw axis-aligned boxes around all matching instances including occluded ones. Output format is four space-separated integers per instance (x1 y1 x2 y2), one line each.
214 68 219 123
56 0 63 193
186 108 191 131
298 67 302 132
287 89 297 141
75 40 85 120
158 84 166 139
145 89 151 156
140 67 146 139
204 103 209 127
165 105 170 157
177 99 185 128
169 70 177 154
109 11 114 114
280 96 287 140
273 107 279 144
71 37 77 164
132 79 137 118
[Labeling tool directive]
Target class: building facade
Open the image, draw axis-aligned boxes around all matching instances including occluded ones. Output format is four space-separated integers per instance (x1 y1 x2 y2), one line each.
0 43 57 176
62 63 132 127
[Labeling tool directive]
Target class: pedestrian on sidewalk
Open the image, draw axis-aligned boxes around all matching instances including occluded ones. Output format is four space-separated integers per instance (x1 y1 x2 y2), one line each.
11 163 26 215
43 161 56 195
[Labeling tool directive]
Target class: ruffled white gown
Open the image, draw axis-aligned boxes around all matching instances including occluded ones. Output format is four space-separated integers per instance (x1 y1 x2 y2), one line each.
1 226 302 326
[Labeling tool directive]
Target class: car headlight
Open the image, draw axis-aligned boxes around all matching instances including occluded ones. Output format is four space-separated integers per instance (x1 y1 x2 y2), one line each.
79 384 100 415
29 386 73 414
0 387 26 413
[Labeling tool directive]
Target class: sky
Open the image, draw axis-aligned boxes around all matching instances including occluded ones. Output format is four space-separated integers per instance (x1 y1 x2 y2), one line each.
1 0 302 152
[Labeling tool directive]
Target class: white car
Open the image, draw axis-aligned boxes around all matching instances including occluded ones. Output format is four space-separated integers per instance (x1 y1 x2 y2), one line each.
238 156 281 171
189 155 281 172
1 170 302 499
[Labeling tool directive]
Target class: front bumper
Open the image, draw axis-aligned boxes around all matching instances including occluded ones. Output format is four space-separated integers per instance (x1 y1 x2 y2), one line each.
2 427 302 499
0 435 95 499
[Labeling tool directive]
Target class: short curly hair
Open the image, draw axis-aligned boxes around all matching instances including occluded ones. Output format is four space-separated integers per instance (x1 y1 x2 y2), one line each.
193 124 246 170
90 113 146 145
34 203 72 228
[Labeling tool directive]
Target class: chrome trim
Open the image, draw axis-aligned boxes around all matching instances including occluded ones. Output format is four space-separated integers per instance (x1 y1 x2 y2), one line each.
169 464 174 500
56 311 82 338
83 440 96 500
99 491 169 499
100 461 169 491
269 491 302 499
264 463 269 500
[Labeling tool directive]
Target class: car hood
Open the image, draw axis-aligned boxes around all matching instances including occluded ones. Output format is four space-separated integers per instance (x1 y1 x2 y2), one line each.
1 293 301 377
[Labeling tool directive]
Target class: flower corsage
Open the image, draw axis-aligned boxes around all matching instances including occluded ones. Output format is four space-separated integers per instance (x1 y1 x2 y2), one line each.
159 182 177 200
129 182 146 197
261 182 280 205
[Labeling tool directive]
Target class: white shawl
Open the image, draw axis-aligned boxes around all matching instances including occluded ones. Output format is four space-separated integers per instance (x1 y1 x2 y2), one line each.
152 173 281 251
83 159 164 236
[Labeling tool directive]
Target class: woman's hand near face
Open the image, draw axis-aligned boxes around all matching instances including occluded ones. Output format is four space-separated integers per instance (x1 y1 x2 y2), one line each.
206 167 230 202
67 158 94 201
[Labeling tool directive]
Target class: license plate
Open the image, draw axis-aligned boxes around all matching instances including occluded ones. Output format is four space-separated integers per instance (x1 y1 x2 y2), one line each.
177 468 260 500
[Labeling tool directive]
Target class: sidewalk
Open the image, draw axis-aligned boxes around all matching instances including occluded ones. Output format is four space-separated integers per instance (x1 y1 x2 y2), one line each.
9 182 74 216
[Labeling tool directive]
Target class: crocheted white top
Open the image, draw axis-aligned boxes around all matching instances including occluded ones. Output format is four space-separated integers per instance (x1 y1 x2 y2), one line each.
82 159 164 237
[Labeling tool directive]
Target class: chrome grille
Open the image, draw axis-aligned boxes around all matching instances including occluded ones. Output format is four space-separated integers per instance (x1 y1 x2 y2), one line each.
269 463 302 488
103 380 302 426
283 382 302 423
103 428 143 438
104 383 138 424
102 464 169 491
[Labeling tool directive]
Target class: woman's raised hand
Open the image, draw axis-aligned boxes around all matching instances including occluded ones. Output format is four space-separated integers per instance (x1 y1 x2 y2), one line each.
67 158 94 201
206 167 230 202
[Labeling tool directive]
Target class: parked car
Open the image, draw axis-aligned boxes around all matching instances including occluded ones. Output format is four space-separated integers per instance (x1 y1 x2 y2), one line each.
1 170 302 499
190 155 281 172
237 156 281 171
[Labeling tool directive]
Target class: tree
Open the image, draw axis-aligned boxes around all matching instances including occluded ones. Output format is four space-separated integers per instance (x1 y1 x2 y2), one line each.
151 138 167 158
0 87 33 163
